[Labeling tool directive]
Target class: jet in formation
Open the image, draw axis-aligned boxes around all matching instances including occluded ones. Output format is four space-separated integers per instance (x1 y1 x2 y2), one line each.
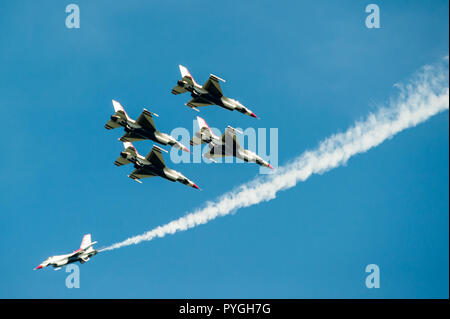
191 116 273 169
105 100 189 152
115 142 200 189
171 65 258 118
35 234 98 270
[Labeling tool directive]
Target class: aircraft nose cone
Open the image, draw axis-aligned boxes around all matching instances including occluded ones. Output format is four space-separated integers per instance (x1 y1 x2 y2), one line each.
250 112 258 118
267 164 274 169
35 265 43 270
192 183 200 190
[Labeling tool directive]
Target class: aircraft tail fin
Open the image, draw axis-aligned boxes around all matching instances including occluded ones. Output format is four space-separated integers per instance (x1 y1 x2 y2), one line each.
80 234 97 254
191 116 213 146
80 234 92 250
196 116 210 132
123 141 140 156
179 65 198 86
112 100 131 121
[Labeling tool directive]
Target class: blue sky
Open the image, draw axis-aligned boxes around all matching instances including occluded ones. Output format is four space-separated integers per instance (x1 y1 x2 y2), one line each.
0 0 448 298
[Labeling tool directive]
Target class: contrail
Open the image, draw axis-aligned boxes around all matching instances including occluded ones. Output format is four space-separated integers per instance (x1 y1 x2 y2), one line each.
103 57 449 252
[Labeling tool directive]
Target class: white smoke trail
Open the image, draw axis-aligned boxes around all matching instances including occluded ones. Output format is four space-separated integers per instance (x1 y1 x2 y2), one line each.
103 58 449 252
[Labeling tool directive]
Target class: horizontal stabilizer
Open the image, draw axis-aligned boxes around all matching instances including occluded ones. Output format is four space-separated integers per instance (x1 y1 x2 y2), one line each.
105 120 120 130
172 85 187 95
114 155 131 166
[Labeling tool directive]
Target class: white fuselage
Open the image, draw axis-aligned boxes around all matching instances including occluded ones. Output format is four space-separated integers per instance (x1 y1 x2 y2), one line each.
37 248 97 270
122 149 196 186
179 80 256 117
201 132 270 167
112 116 184 149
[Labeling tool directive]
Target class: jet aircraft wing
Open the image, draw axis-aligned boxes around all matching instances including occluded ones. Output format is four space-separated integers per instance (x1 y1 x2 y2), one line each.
186 97 214 108
222 127 242 150
120 131 146 142
135 109 157 132
202 74 224 97
205 143 227 158
145 145 167 169
129 167 158 180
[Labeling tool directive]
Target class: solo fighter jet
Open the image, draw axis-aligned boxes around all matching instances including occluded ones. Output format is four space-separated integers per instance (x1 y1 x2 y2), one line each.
191 116 273 169
115 142 200 189
35 234 98 270
105 100 189 152
171 65 258 118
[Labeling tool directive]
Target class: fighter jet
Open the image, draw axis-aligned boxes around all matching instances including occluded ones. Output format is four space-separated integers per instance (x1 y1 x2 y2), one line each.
115 142 200 189
35 234 98 271
105 100 190 152
171 65 258 118
191 116 273 169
